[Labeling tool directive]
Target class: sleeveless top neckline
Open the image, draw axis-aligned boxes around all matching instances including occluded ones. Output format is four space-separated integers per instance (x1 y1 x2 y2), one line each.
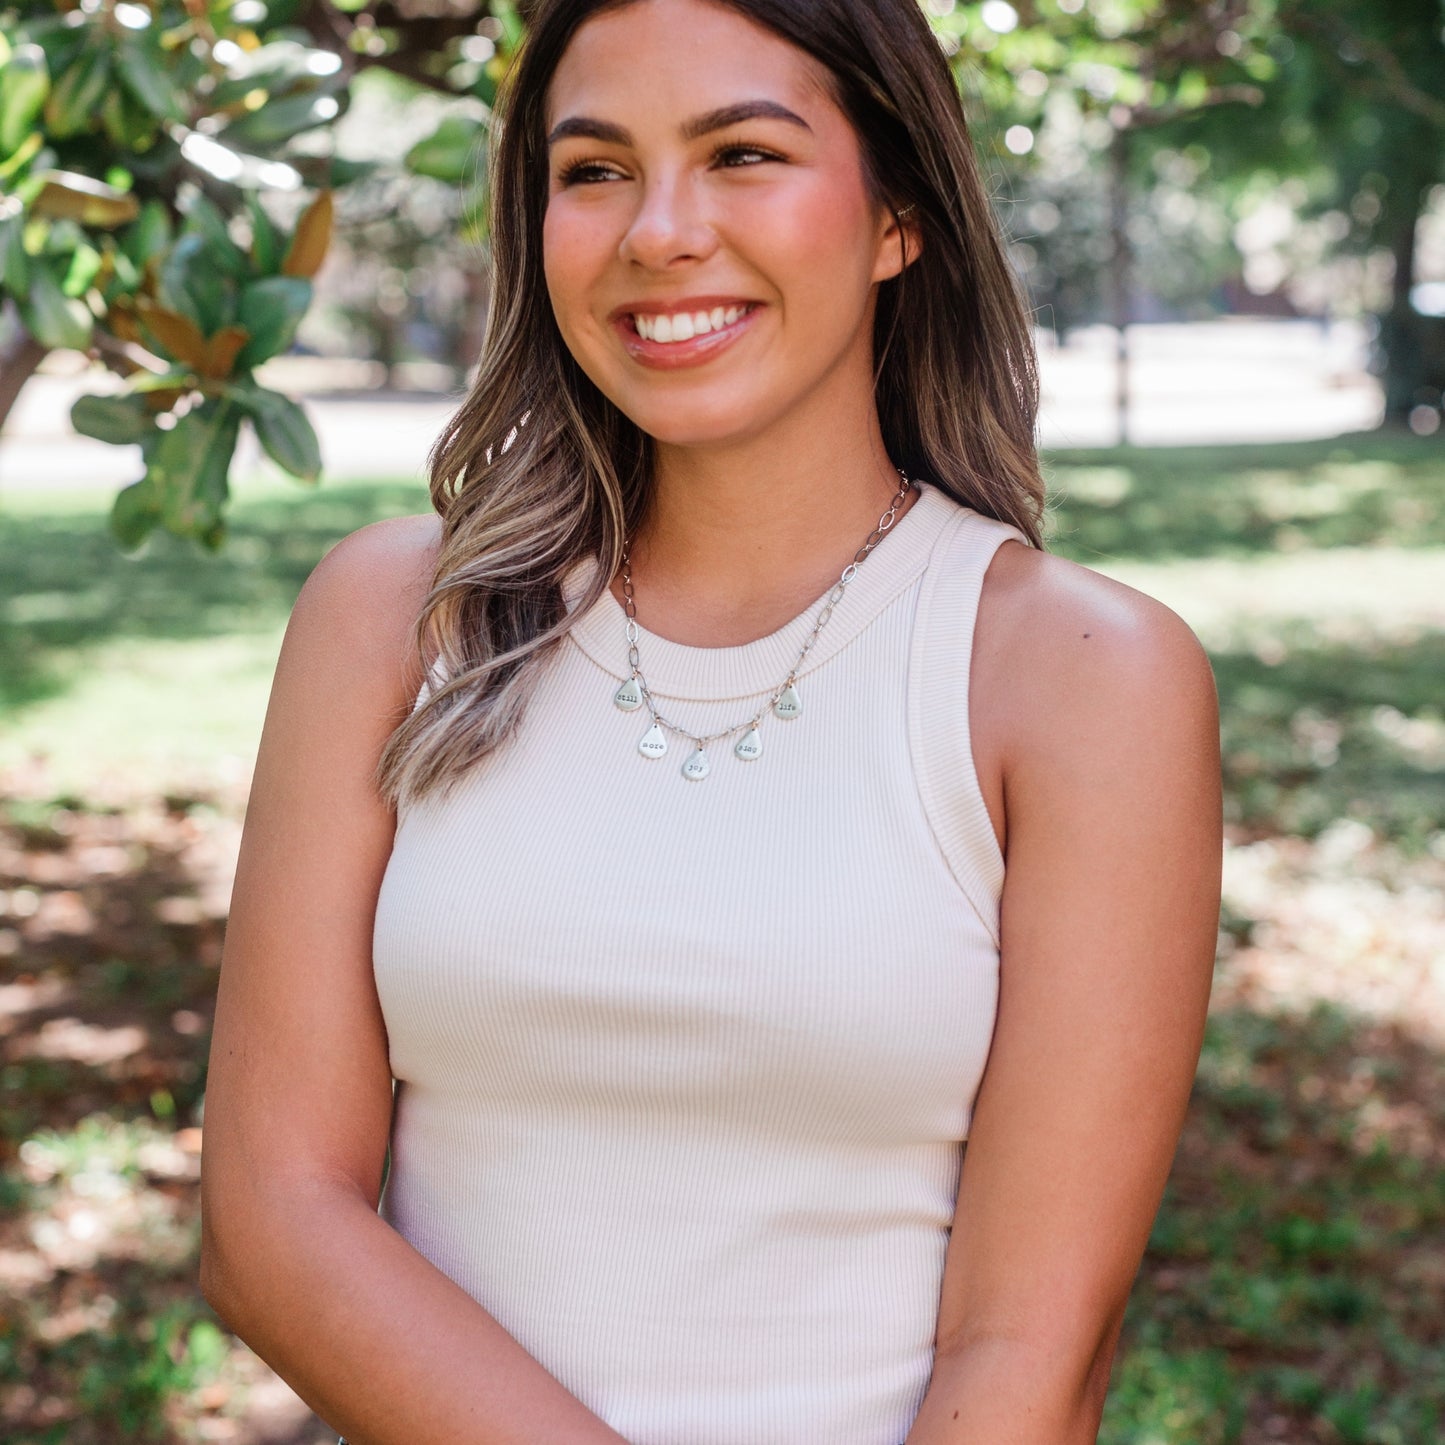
563 482 956 703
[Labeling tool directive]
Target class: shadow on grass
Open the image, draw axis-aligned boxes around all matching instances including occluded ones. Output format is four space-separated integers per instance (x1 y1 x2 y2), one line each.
1046 430 1445 564
1108 1000 1445 1445
1213 631 1445 851
0 480 429 712
0 790 1441 1443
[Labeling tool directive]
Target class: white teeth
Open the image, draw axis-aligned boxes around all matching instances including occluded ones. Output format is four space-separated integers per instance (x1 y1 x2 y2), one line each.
635 304 750 343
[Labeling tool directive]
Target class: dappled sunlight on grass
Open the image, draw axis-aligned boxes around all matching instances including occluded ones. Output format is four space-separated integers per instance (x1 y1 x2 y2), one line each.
2 429 1443 1441
1046 431 1445 562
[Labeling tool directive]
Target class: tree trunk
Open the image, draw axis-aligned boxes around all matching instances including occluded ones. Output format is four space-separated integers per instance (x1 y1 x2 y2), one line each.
1108 127 1134 447
1379 153 1434 423
0 315 49 437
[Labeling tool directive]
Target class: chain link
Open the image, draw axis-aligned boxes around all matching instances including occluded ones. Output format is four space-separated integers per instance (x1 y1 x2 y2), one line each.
619 473 914 751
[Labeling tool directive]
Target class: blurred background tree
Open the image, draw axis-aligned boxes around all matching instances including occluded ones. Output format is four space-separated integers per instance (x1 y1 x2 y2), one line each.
1 0 1442 542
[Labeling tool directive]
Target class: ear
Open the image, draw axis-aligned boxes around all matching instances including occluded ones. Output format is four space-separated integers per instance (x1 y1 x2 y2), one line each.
872 202 923 283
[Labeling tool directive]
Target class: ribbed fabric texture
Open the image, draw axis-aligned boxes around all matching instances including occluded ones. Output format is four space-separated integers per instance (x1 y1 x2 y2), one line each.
371 484 1027 1445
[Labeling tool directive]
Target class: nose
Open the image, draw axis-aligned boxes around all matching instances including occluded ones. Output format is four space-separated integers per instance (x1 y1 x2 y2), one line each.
618 175 717 270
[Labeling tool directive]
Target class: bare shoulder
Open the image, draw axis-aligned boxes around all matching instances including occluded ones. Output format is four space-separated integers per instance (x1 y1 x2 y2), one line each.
295 511 442 632
285 512 443 709
976 539 1218 772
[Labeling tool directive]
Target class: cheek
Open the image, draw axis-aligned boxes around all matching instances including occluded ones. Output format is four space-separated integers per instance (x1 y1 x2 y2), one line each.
756 167 880 305
542 201 614 332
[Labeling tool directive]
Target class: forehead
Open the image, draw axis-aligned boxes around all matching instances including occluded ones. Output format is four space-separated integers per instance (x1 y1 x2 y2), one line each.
545 0 836 130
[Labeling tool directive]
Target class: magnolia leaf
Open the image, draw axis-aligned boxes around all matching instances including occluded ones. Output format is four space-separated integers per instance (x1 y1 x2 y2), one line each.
160 232 234 334
110 477 163 551
147 398 241 539
230 382 321 481
72 391 153 445
62 241 103 297
281 189 332 279
0 129 44 183
201 324 251 378
18 260 92 350
0 211 28 294
106 295 144 345
0 42 49 158
247 193 280 274
218 90 344 149
137 298 208 369
32 171 142 228
235 275 311 369
43 45 109 139
115 36 184 122
183 193 250 278
121 199 172 268
405 114 487 184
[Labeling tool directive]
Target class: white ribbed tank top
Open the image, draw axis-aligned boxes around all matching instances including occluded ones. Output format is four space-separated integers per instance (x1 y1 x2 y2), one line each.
372 483 1027 1445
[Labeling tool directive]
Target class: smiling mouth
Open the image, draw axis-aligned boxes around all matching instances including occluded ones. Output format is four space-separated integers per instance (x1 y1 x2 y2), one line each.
629 304 757 344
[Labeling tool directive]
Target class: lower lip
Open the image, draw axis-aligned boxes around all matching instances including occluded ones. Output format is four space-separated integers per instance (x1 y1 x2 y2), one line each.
614 307 759 370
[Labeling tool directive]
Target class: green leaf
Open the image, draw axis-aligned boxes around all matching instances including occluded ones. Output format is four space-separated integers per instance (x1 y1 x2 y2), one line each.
0 129 44 184
101 81 161 153
160 232 234 334
110 476 162 551
229 381 321 481
217 89 344 149
234 275 311 369
62 241 102 297
146 399 241 540
247 192 280 274
71 391 153 445
0 42 49 158
114 36 184 123
121 198 173 268
17 258 92 350
0 211 28 295
183 193 249 278
43 44 109 139
405 114 487 184
209 40 337 109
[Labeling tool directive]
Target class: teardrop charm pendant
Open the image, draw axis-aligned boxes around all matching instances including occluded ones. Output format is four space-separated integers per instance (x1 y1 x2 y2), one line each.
613 676 644 711
681 748 710 782
734 728 763 762
774 684 802 720
638 722 667 759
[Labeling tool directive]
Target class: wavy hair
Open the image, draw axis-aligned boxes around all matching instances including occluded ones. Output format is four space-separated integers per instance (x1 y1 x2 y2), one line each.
378 0 1043 805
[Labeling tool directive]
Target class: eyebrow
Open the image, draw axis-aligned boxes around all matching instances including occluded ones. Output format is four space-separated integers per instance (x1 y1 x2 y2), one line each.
546 100 812 149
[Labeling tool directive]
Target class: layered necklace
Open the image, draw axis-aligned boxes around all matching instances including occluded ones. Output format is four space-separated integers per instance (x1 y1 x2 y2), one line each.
611 473 915 781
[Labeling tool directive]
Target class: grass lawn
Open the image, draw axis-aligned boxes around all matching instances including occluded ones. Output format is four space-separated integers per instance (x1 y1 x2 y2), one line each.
1 432 1442 1444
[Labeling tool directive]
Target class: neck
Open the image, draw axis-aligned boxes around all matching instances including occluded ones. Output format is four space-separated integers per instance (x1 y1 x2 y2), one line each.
622 403 913 647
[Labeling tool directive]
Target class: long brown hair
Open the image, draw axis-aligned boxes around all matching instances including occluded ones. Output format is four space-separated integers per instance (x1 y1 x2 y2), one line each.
378 0 1043 805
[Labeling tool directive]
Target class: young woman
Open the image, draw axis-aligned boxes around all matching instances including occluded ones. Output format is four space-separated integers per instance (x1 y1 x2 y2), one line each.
200 2 1222 1442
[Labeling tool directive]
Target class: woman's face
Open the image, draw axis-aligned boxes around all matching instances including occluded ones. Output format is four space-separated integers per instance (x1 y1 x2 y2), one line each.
541 0 909 452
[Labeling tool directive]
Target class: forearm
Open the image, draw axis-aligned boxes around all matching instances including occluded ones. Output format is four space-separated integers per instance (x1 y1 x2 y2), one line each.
201 1179 629 1445
905 1331 1116 1445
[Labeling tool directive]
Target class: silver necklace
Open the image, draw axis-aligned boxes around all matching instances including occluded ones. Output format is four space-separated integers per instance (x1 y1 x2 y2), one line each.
611 474 915 781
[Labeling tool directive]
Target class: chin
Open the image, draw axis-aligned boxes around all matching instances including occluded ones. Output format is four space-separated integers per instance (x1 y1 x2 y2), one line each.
610 387 781 450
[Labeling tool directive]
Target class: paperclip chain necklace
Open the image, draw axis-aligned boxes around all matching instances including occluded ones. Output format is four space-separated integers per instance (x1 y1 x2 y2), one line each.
610 473 915 781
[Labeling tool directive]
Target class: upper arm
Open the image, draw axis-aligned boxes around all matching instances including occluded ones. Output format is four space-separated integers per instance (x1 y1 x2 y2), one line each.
203 514 440 1235
935 546 1222 1372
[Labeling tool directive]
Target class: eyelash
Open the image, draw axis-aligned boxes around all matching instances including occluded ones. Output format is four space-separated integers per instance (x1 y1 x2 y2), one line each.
556 143 783 187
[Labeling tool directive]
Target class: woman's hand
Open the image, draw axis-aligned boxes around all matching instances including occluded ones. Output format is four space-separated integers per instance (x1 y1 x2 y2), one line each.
200 516 630 1445
907 543 1222 1444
